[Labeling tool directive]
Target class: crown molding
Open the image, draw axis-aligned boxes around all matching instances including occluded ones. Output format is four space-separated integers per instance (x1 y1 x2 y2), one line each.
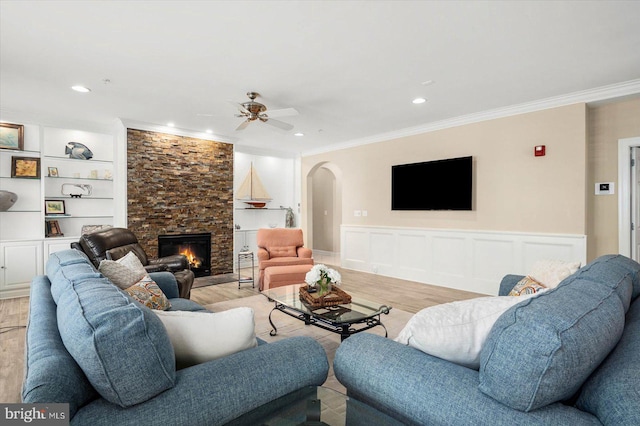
301 79 640 157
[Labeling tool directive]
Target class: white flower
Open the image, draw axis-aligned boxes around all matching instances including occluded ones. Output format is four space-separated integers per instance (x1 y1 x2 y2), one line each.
305 264 341 286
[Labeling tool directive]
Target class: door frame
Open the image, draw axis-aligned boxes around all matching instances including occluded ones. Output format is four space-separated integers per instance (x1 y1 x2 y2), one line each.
617 137 640 257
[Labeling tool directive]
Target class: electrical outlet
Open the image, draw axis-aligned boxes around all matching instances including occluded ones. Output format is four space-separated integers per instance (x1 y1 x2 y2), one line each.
362 210 368 217
354 210 362 217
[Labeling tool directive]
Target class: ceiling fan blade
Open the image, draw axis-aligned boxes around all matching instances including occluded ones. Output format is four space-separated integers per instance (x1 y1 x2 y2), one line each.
236 120 251 131
266 107 299 118
228 100 250 114
265 118 294 131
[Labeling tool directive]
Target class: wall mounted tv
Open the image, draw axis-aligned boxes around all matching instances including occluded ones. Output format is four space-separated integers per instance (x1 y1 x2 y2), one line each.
391 156 473 211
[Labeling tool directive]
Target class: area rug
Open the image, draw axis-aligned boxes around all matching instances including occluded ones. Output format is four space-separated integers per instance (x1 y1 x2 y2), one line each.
192 273 238 288
205 294 413 393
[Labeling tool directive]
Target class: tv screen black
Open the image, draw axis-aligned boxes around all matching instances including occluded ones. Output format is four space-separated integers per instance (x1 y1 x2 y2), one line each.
391 156 472 210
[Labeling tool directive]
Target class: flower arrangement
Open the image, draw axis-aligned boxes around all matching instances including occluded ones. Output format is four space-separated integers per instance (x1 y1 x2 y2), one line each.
305 264 341 296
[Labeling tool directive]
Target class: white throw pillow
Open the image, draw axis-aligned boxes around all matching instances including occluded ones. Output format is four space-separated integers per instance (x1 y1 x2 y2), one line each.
529 259 581 288
154 308 258 369
116 251 148 277
395 293 540 370
99 258 146 289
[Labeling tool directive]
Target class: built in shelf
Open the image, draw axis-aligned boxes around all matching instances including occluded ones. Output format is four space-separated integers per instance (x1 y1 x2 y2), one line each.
235 208 285 210
45 214 112 219
45 196 114 200
43 155 113 164
45 176 113 181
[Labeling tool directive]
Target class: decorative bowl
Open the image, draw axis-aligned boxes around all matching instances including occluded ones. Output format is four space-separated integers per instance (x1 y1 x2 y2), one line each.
0 190 18 211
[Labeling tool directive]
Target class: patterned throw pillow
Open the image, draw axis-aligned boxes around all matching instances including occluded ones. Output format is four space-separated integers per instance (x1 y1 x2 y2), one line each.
99 259 146 290
509 276 547 296
124 276 171 310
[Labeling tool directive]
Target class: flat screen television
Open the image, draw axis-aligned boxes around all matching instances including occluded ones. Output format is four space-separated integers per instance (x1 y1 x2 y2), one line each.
391 156 473 210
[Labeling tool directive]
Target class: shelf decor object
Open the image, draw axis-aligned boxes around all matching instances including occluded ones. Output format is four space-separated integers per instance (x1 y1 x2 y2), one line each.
48 167 59 177
11 156 40 178
0 122 24 150
0 190 18 211
61 183 92 198
236 162 271 208
45 219 64 237
44 200 66 215
65 141 93 160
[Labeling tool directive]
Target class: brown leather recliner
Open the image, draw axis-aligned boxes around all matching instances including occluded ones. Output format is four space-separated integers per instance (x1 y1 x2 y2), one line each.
71 227 195 299
257 228 314 290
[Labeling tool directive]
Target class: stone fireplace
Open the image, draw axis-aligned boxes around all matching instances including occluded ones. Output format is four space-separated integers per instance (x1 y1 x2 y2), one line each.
126 128 234 275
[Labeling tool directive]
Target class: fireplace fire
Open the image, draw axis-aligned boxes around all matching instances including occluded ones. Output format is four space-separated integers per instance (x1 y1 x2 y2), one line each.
158 233 211 277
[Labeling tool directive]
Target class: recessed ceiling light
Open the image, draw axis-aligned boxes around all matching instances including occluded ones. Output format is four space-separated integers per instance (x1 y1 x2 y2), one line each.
71 85 91 93
412 98 426 104
421 80 435 86
205 129 213 134
166 122 175 127
294 132 304 137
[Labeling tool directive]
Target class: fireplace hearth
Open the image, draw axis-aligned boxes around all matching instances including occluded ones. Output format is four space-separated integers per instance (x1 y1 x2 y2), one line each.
158 233 211 277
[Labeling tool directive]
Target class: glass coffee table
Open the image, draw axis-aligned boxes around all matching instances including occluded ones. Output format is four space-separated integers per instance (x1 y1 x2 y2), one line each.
262 284 391 341
226 386 404 425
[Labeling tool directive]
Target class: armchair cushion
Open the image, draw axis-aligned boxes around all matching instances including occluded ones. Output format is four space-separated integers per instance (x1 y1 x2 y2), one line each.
268 246 298 258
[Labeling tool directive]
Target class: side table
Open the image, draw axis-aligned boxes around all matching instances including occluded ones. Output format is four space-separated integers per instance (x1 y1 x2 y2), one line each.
237 251 255 288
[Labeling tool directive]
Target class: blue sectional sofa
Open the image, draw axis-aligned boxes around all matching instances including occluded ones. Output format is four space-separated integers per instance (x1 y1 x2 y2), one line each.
334 254 640 425
22 249 329 425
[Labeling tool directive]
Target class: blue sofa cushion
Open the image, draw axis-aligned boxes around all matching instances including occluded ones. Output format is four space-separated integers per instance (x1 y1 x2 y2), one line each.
479 256 633 411
576 300 640 425
22 276 99 418
48 250 176 407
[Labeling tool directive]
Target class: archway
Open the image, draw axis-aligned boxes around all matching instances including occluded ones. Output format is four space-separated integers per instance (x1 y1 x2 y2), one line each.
306 162 343 264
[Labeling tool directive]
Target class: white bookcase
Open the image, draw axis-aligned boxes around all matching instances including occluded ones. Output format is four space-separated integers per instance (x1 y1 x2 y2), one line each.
0 123 114 298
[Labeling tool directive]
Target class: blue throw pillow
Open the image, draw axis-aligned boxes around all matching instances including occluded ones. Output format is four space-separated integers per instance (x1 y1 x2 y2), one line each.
49 250 176 407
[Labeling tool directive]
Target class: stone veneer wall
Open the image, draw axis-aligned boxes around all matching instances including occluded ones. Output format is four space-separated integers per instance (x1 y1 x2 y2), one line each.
127 128 234 275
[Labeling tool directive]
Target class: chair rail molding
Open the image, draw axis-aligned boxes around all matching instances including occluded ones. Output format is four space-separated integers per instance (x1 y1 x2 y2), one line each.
340 225 587 295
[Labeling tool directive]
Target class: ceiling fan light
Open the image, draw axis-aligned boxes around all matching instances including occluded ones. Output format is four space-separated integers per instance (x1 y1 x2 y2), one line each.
412 97 426 104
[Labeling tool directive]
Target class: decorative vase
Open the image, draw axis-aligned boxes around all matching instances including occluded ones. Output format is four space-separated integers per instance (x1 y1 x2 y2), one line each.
316 278 332 296
0 190 18 211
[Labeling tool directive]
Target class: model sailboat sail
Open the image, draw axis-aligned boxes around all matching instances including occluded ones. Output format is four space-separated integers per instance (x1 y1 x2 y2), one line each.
236 163 272 208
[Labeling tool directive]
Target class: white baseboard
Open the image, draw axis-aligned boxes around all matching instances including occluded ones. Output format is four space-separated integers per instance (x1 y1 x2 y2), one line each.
341 225 586 295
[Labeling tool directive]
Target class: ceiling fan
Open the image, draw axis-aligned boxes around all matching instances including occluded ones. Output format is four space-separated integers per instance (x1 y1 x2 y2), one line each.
233 92 297 131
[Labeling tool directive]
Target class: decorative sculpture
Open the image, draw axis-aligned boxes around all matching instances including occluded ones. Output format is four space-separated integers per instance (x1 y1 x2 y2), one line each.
65 141 93 160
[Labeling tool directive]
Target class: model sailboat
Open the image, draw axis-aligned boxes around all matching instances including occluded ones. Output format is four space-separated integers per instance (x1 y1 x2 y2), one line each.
236 163 272 208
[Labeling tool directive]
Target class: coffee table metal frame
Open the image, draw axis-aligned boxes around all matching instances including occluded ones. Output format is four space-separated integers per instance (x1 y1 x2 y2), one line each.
262 283 392 341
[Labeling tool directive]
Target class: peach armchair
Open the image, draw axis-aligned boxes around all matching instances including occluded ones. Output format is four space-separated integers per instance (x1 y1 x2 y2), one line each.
256 228 314 290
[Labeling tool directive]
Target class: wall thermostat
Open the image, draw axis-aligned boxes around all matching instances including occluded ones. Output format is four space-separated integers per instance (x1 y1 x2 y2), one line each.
595 182 615 195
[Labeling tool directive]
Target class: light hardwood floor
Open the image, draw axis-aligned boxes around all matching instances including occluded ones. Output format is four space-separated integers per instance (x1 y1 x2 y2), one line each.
0 265 482 403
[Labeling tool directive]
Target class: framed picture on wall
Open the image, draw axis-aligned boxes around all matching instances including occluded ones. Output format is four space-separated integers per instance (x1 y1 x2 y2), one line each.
48 167 59 177
0 122 24 150
11 156 40 178
45 200 66 215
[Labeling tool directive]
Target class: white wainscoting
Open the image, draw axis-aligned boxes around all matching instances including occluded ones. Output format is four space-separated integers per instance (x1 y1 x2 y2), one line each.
340 225 587 295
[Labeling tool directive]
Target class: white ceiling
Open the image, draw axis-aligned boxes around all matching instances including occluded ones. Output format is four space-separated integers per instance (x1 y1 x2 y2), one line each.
1 1 639 156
